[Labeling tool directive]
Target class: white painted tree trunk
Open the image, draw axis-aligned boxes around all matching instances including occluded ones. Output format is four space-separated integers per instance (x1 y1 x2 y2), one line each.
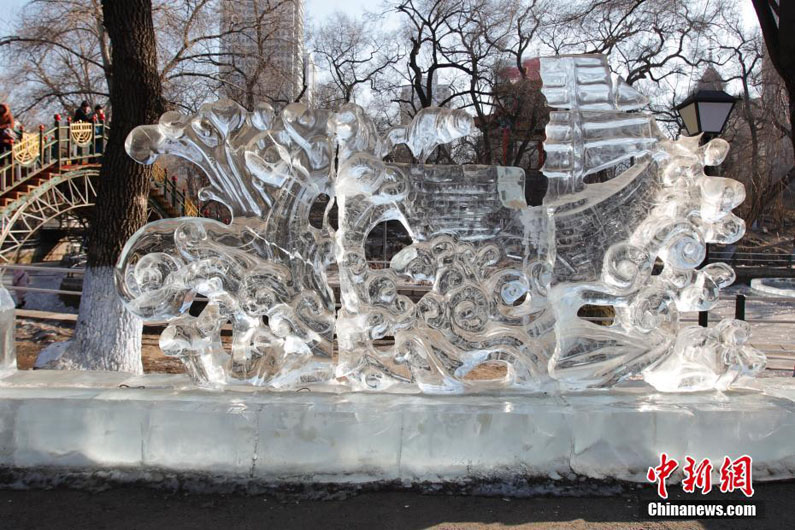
37 267 143 374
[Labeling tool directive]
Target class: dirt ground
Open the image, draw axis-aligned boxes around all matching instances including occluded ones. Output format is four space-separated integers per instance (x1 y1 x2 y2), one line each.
13 315 791 379
0 482 791 530
15 316 184 373
14 316 513 379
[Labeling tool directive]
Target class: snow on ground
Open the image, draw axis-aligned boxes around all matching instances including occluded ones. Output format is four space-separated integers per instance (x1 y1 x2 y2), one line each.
2 267 78 314
682 283 795 372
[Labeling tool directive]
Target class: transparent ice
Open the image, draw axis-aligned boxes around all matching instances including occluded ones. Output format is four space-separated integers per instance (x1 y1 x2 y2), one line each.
121 101 337 386
118 54 765 392
0 286 16 372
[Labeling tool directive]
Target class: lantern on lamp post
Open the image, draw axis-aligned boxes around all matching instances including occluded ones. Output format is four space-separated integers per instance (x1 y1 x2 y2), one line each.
674 89 737 139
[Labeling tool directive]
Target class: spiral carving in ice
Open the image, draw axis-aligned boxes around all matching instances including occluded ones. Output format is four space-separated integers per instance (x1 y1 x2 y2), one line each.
117 54 764 393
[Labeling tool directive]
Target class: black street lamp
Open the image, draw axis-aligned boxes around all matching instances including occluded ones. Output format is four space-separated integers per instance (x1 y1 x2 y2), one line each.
674 89 738 138
675 88 738 328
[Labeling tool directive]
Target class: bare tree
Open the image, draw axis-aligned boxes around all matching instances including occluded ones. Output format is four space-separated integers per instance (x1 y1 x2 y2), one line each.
393 0 473 116
473 1 548 168
1 0 309 119
0 0 110 121
212 0 306 109
311 12 400 108
41 0 166 372
752 0 795 206
716 15 792 228
541 0 719 87
389 0 718 158
716 16 764 225
389 0 519 165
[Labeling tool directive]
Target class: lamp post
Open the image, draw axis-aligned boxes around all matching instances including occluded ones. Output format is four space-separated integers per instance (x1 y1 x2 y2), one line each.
674 89 737 139
674 88 738 328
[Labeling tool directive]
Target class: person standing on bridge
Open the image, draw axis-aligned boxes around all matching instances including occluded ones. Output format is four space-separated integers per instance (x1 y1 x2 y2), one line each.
0 104 16 153
93 104 106 154
73 101 93 122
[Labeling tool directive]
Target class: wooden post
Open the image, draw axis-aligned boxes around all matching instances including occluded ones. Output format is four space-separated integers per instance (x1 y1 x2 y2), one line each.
53 114 62 167
38 124 45 167
698 244 710 327
14 124 24 183
66 116 72 164
97 116 105 154
383 222 387 265
734 294 746 321
92 114 98 157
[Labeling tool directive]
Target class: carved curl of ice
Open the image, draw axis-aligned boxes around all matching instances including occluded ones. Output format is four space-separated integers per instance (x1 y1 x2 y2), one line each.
643 320 766 392
116 54 765 393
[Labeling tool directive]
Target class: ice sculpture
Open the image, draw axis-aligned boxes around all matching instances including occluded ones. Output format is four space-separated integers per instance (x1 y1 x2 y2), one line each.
119 101 337 386
117 54 765 393
331 106 554 392
0 286 16 372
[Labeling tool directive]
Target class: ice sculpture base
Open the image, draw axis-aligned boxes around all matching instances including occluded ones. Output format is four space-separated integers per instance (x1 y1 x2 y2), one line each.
751 278 795 298
0 371 793 492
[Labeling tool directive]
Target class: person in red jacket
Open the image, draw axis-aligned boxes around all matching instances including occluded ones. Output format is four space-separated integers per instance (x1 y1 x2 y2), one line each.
0 104 16 153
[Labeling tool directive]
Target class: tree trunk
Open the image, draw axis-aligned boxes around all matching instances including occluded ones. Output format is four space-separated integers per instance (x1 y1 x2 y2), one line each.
37 0 165 373
753 0 795 198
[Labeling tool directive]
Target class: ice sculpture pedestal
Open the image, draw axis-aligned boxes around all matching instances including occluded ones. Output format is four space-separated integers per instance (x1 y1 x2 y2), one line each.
0 371 793 491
